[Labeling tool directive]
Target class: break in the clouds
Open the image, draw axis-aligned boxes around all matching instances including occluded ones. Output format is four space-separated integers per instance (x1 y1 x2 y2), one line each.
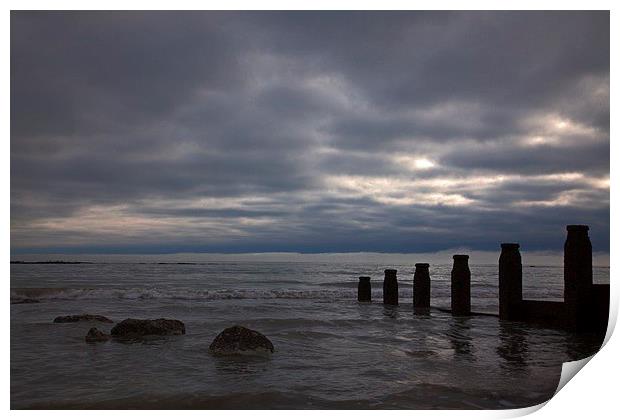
10 11 610 254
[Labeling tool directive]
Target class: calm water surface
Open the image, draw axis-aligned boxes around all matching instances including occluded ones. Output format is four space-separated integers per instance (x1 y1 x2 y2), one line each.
10 260 608 409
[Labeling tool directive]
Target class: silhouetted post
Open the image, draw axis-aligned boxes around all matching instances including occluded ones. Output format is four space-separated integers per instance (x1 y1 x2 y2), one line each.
413 263 431 314
383 269 398 306
358 276 371 302
499 243 522 321
564 225 593 331
451 255 471 315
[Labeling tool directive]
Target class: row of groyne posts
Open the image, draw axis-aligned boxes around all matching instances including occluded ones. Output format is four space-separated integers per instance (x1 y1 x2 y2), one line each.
357 225 609 334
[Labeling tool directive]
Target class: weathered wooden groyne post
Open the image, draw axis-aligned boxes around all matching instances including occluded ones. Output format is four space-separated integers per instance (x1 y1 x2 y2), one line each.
564 225 593 331
413 263 431 314
451 255 471 315
358 276 371 302
499 243 522 321
383 269 398 306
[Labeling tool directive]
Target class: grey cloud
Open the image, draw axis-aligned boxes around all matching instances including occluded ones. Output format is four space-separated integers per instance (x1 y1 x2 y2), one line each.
11 11 609 253
440 139 609 176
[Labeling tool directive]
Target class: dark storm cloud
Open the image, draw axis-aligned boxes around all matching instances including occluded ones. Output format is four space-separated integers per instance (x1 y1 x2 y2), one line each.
440 138 610 176
10 11 609 253
11 12 245 137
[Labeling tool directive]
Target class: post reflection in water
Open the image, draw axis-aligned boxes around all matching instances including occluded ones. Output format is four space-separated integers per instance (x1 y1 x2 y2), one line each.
564 330 604 362
447 317 475 361
497 321 529 373
382 305 399 319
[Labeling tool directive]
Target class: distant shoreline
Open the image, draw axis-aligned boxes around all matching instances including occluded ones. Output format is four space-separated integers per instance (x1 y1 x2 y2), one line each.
8 251 610 267
10 261 93 265
8 260 610 269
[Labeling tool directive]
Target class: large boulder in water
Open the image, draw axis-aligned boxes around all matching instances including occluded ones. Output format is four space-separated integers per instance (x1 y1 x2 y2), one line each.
54 314 113 323
110 318 185 338
85 327 111 343
209 325 274 356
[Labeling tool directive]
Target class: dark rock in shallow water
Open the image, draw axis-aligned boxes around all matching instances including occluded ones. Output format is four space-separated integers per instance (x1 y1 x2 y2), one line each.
85 327 111 343
110 318 185 338
11 298 40 304
53 314 113 323
209 325 274 356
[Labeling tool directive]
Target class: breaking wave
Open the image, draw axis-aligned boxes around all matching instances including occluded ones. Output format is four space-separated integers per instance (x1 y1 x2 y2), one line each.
9 287 505 302
11 287 419 301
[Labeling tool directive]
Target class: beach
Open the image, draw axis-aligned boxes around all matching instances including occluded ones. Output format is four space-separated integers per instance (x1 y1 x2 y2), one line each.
10 258 608 409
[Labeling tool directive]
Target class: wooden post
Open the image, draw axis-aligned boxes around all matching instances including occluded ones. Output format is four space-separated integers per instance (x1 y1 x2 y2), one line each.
499 243 522 321
413 263 430 314
358 276 371 302
451 255 471 315
564 225 593 331
383 269 398 306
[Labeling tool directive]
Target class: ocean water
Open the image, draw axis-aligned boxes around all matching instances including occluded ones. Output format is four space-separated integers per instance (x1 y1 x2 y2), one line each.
10 260 609 409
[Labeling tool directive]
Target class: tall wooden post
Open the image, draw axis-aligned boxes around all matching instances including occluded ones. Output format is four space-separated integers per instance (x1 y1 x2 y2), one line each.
499 243 522 321
564 225 593 331
413 263 430 314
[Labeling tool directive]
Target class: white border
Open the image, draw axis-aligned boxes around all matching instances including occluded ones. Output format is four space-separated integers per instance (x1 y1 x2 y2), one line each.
4 2 617 419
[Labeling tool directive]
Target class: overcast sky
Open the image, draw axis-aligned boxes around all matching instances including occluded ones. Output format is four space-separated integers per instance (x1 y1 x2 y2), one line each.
11 11 609 254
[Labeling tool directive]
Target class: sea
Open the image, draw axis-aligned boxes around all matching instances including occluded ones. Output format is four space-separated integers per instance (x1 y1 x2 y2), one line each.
10 256 609 409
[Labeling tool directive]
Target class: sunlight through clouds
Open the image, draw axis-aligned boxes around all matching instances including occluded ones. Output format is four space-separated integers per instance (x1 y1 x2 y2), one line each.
10 11 609 253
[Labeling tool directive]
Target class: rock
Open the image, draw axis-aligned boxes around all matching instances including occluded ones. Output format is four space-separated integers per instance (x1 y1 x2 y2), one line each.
85 327 111 343
209 325 274 356
110 318 185 338
53 314 114 323
11 298 40 304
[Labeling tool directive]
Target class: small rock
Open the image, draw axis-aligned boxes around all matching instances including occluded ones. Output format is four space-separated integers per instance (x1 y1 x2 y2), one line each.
85 327 111 343
11 298 40 304
53 314 114 323
209 325 274 356
110 318 185 338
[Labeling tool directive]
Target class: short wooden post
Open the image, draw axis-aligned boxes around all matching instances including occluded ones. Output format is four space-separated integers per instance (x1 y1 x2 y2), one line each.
383 269 398 306
358 276 371 302
451 255 471 315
